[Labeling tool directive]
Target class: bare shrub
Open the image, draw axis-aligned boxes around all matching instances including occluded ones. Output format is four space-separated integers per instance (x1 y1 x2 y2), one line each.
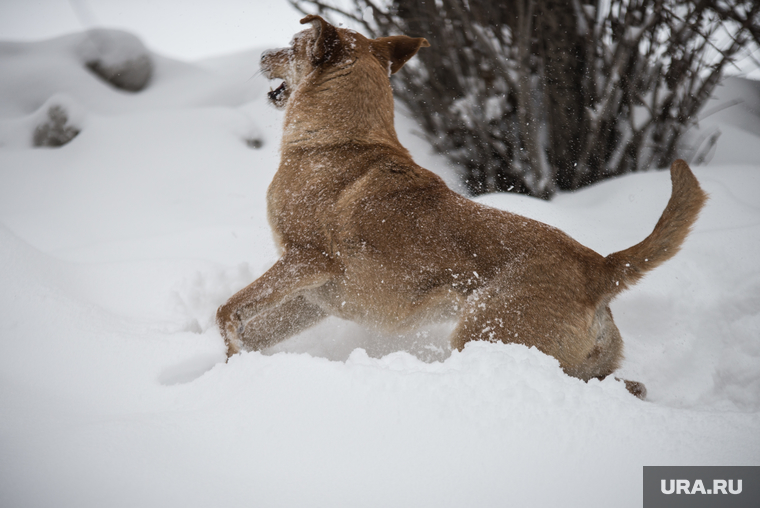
290 0 760 197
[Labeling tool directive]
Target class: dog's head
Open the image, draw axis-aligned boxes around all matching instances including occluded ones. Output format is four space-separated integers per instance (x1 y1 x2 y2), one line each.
260 15 429 109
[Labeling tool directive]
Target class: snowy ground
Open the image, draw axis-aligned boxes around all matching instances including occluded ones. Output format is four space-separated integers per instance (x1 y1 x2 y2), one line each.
1 28 759 508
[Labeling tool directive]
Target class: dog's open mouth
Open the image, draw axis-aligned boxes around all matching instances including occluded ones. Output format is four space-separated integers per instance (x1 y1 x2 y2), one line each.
268 81 288 106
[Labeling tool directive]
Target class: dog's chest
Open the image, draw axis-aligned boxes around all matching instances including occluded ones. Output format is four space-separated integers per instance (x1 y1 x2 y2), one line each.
266 161 347 250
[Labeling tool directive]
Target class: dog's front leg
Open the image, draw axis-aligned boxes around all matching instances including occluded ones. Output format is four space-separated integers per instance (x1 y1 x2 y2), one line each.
216 248 338 358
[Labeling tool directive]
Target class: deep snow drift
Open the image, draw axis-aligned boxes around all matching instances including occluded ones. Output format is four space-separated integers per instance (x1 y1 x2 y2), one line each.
0 28 759 508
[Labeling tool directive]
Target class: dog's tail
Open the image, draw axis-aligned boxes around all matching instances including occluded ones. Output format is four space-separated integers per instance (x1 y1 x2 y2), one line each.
602 159 707 297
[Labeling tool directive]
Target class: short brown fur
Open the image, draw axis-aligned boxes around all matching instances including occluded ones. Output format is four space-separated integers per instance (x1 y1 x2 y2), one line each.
217 16 708 398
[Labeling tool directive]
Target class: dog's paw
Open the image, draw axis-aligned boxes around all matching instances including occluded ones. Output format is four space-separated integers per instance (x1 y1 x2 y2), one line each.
621 379 647 400
216 304 243 359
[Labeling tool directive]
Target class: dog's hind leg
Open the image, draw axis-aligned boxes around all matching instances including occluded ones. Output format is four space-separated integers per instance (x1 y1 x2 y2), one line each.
450 277 594 369
563 304 646 399
450 291 586 375
216 248 339 357
564 304 623 380
450 279 646 398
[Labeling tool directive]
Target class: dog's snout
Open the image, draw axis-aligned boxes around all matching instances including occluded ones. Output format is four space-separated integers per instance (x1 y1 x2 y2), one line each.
259 50 276 72
260 50 273 64
260 51 271 71
260 48 289 80
260 48 285 64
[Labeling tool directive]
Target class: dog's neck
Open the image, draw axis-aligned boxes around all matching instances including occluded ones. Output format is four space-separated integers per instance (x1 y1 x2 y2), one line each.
280 57 406 152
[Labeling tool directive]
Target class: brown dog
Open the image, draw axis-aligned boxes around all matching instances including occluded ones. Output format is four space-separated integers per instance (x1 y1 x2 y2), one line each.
216 15 707 398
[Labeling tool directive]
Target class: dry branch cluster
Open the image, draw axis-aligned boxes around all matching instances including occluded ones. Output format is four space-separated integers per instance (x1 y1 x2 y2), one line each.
291 0 759 197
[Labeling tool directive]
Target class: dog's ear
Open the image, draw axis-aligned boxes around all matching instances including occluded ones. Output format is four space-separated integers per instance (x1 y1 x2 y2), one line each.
300 15 341 66
371 36 430 74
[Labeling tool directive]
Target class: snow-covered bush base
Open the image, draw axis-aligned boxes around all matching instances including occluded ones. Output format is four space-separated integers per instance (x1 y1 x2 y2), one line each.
0 31 758 508
77 28 153 92
32 103 80 147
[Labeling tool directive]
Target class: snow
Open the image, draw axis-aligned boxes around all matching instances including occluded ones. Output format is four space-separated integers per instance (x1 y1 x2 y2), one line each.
1 27 759 508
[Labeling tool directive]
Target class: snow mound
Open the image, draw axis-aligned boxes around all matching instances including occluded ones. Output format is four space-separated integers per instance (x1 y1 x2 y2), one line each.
76 28 153 92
